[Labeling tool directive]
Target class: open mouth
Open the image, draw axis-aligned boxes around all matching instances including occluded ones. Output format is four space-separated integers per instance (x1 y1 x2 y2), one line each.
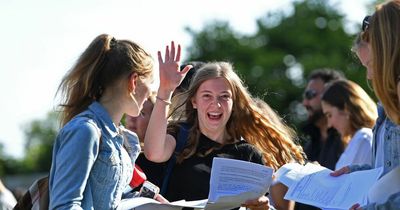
208 112 222 120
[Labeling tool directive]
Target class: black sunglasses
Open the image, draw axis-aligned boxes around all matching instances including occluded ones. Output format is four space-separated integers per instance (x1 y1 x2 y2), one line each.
362 15 371 31
303 89 318 100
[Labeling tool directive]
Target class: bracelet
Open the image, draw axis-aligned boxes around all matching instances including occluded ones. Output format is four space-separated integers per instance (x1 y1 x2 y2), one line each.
156 96 172 105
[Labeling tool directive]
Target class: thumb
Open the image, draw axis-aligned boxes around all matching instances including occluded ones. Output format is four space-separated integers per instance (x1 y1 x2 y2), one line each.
180 65 193 75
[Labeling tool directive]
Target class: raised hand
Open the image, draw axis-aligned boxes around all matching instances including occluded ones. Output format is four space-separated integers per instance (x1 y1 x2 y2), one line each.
157 41 192 97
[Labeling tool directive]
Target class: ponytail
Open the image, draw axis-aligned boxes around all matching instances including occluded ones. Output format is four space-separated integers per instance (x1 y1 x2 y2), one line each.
57 34 153 126
57 34 112 126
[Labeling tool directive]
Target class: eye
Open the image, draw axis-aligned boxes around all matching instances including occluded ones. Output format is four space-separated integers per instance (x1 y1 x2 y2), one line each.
220 94 231 100
202 93 212 99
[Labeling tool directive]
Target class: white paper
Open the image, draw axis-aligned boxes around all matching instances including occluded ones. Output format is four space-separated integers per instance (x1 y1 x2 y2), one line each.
367 166 400 204
274 162 326 187
284 167 383 209
207 157 273 204
117 157 273 210
117 197 207 210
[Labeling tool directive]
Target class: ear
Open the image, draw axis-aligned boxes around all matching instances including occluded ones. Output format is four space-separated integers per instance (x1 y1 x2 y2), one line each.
191 97 197 109
128 73 138 93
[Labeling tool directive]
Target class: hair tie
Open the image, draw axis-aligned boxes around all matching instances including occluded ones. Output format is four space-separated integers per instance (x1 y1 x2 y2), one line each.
110 37 117 48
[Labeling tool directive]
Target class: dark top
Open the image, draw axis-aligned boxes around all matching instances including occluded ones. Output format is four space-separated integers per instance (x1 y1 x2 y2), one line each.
135 152 167 191
165 133 264 202
301 124 344 170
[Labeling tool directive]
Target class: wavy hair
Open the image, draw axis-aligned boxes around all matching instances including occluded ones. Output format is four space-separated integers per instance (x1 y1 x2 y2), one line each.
57 34 153 126
370 0 400 124
169 62 304 170
322 80 377 135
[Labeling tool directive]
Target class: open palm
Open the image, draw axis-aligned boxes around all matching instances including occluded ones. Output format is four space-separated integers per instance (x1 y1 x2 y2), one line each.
158 41 192 93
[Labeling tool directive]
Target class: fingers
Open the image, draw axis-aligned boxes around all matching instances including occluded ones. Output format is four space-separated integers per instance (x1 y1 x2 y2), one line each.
180 65 193 74
170 41 175 61
242 196 269 209
349 203 361 210
330 166 350 177
165 45 170 62
175 44 181 62
157 51 163 64
155 193 169 204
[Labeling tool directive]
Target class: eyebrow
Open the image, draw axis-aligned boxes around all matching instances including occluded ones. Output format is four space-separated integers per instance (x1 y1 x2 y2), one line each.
199 90 231 94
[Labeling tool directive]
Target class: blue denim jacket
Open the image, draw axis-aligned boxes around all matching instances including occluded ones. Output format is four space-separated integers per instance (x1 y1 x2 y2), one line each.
49 102 140 209
349 104 400 209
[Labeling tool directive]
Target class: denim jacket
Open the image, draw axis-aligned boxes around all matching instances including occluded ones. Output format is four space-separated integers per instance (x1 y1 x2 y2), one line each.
49 102 140 209
348 104 400 210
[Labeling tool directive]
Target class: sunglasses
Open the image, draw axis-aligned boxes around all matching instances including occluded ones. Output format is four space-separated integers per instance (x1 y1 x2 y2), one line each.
303 89 318 100
362 15 371 31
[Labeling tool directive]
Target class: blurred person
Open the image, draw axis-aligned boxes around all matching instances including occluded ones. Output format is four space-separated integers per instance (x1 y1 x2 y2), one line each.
48 34 175 209
321 80 377 170
0 179 17 210
125 93 156 146
128 62 204 191
145 58 305 209
331 3 400 208
297 69 345 210
301 69 345 170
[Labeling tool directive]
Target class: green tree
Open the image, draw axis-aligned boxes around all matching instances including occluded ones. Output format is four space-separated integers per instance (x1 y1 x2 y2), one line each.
21 111 59 172
184 0 371 129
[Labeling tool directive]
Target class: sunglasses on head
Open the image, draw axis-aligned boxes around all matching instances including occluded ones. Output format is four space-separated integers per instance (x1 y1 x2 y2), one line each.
362 15 371 32
303 89 318 100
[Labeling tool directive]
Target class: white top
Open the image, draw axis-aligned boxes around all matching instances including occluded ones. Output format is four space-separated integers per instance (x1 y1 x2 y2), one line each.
335 128 373 170
0 188 17 210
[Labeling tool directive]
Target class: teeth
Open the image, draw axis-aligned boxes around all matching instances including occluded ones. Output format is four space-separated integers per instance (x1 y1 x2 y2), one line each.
208 112 221 116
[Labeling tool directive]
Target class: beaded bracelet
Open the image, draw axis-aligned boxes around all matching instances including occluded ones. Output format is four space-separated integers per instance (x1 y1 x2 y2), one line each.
156 96 172 105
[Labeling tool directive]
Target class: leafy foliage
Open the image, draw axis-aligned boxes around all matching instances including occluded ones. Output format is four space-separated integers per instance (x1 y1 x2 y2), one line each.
184 0 373 128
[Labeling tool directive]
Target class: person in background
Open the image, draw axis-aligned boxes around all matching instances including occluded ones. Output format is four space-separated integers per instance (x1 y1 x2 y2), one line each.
0 179 17 210
297 69 345 210
332 2 400 208
145 52 305 209
321 80 377 170
125 92 156 146
127 62 205 191
301 69 345 170
49 34 174 209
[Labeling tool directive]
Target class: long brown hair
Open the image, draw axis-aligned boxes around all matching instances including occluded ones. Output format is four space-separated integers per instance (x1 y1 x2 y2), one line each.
169 62 304 170
57 34 153 126
370 0 400 124
322 80 377 135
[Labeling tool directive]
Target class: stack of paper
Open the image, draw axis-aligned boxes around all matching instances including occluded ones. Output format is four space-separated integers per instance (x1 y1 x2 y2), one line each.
275 163 399 209
117 157 274 210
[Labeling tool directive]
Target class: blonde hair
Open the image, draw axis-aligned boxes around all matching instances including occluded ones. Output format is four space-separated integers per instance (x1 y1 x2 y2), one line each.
322 80 377 134
57 34 153 126
169 62 304 170
370 0 400 124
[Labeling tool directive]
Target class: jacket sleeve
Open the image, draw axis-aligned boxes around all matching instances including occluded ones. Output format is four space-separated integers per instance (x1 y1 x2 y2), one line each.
362 191 400 210
49 119 101 210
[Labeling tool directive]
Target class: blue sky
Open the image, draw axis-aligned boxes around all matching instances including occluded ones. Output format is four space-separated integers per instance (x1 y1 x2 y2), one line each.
0 0 372 158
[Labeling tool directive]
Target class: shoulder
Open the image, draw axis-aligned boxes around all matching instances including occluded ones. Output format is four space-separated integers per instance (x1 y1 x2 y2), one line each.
58 115 101 146
354 128 373 140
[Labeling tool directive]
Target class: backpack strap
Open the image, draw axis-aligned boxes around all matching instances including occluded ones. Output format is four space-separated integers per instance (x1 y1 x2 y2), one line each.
160 123 190 195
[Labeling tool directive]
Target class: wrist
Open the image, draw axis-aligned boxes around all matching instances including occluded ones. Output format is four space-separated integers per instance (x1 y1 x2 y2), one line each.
156 95 172 105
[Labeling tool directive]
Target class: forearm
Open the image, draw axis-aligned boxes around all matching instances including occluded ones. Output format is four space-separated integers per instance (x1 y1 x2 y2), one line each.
143 90 175 162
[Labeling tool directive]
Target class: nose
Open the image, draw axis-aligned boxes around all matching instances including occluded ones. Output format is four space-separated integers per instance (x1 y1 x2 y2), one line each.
212 97 222 108
326 119 332 128
302 98 309 106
